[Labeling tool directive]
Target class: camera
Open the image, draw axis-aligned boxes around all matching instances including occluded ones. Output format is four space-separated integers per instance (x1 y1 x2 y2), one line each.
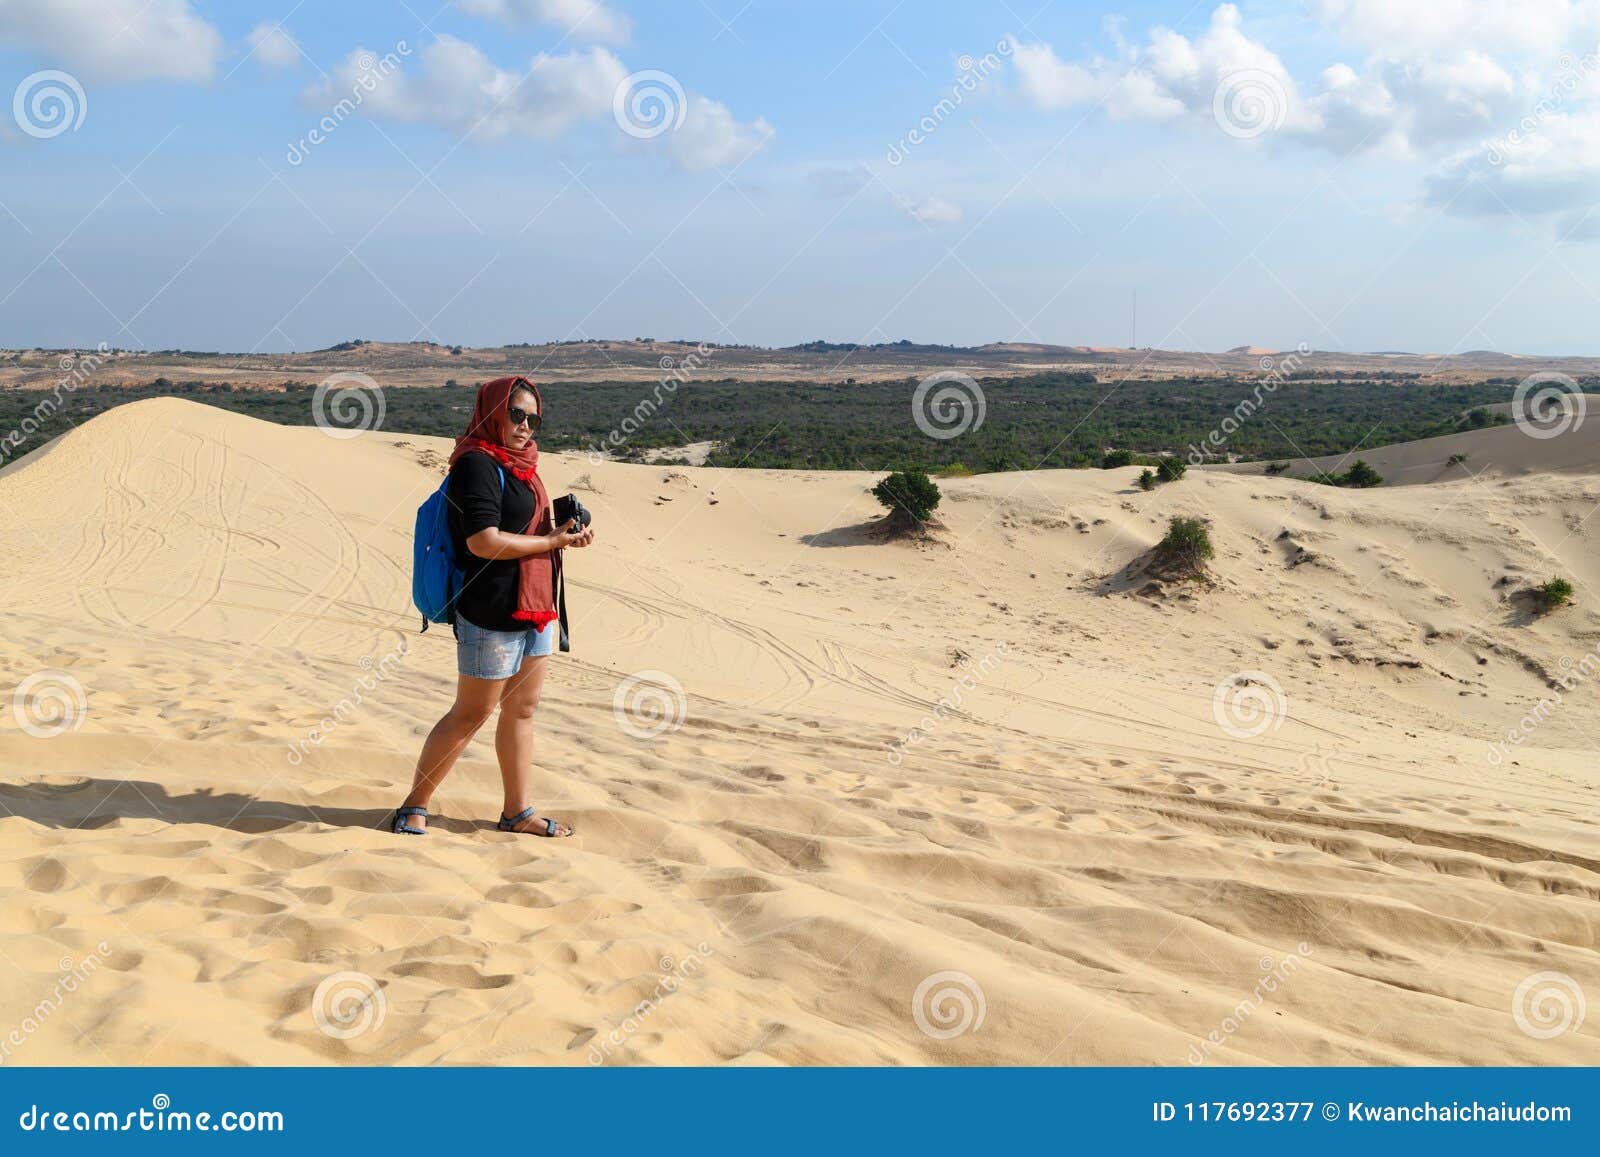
552 493 591 532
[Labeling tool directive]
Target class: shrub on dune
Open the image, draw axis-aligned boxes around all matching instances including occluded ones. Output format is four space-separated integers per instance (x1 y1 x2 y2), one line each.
1535 577 1574 611
1342 459 1384 488
1154 516 1214 578
1306 458 1384 488
872 470 941 536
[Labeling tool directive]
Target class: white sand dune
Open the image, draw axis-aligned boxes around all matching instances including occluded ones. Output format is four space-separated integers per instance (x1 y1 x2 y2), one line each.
1 397 1597 1065
1218 414 1600 486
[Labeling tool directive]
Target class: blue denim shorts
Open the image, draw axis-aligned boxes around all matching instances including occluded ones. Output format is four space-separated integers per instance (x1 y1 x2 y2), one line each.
456 616 557 680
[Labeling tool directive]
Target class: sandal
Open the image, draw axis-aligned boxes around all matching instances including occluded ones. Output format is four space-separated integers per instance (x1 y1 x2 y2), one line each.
391 806 428 836
497 806 573 837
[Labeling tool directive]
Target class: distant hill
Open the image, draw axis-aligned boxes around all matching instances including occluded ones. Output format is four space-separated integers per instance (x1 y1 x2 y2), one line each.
3 338 1595 391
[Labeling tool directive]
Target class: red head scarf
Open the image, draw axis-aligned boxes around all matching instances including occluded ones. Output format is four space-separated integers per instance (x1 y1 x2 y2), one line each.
448 376 542 481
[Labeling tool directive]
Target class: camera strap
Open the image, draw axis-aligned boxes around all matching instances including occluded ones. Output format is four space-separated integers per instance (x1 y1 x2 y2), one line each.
556 550 570 652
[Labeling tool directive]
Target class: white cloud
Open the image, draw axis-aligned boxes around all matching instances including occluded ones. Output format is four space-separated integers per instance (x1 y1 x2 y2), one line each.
1429 108 1600 229
665 94 772 171
1312 0 1595 58
309 36 771 171
246 22 301 70
1008 2 1573 150
1117 6 1299 124
1009 6 1303 130
1007 2 1600 228
1102 68 1186 122
1297 62 1404 155
1009 40 1098 110
0 0 223 82
907 196 963 226
454 0 631 43
314 37 621 140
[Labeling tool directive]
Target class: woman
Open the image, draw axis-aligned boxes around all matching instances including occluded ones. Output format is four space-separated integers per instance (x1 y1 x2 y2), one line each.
393 375 594 837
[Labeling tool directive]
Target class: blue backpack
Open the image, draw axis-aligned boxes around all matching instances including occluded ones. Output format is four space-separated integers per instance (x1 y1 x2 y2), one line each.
412 465 503 631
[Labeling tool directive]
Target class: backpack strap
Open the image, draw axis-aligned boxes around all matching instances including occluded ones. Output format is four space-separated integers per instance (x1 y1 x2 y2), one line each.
439 462 507 639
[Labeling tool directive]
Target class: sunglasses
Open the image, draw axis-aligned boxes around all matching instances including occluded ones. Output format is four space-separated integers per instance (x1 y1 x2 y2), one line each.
507 404 542 432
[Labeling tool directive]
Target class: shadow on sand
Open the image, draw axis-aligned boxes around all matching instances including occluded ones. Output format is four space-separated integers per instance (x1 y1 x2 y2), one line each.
1091 543 1209 598
800 513 947 548
0 776 489 836
799 517 887 548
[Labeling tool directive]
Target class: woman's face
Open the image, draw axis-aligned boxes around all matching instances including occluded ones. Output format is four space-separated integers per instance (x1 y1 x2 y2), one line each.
495 387 539 450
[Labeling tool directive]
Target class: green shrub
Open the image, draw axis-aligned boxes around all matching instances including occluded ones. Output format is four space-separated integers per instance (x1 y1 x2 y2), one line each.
1536 577 1574 611
1306 459 1384 488
1138 468 1157 491
1156 456 1187 482
1157 516 1214 573
937 462 973 477
1446 453 1468 467
872 470 941 523
1101 449 1135 469
1264 461 1290 475
1343 459 1384 488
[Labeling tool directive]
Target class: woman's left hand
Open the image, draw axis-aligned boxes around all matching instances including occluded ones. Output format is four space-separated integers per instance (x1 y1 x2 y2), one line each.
558 519 595 549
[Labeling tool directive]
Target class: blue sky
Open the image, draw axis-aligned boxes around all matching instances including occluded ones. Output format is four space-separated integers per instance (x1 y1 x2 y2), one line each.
2 0 1598 355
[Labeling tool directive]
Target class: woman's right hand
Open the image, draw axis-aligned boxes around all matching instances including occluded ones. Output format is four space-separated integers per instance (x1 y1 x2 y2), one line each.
556 519 595 549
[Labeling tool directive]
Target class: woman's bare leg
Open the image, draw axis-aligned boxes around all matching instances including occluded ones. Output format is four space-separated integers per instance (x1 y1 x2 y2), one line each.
400 674 504 831
494 654 570 835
